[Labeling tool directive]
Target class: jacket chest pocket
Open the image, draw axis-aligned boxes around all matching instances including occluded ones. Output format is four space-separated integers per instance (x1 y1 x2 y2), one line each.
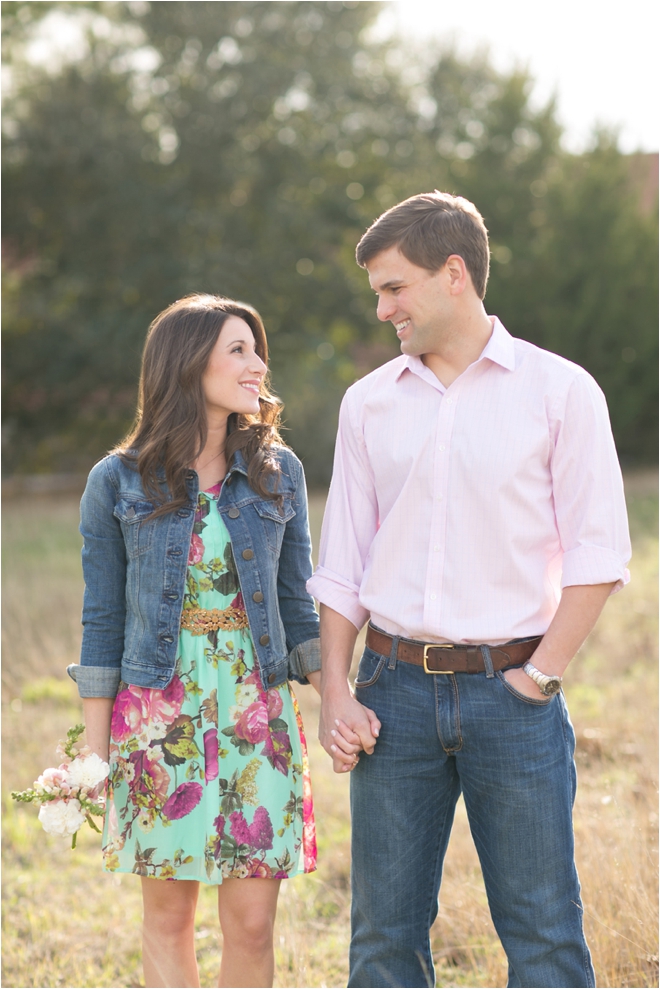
252 498 295 554
113 499 156 559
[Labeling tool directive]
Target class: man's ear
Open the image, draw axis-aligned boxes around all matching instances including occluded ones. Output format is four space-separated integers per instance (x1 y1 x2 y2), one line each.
445 254 469 295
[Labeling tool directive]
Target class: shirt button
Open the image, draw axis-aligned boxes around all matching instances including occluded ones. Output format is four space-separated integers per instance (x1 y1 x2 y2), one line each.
227 507 240 518
438 445 445 451
242 548 254 560
430 594 437 601
252 591 264 603
260 634 270 646
268 673 277 684
445 398 453 405
434 545 440 551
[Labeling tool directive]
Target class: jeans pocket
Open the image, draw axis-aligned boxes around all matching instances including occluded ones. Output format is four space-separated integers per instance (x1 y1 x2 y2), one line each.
354 652 387 689
496 670 555 706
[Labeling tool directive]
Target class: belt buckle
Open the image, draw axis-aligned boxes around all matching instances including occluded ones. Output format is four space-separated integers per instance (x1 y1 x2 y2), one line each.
422 643 455 674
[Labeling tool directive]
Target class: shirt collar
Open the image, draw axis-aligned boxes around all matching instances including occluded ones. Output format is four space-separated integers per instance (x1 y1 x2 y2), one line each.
395 315 515 382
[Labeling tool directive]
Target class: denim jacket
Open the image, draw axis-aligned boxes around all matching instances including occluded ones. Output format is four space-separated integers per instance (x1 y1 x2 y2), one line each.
67 446 320 697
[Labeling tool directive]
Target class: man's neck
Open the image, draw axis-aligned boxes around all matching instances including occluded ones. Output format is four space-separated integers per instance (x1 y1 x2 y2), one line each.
422 311 493 388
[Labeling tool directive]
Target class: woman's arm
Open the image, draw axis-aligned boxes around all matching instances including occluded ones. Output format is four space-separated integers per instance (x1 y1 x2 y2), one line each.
276 455 321 682
70 459 126 699
82 697 115 763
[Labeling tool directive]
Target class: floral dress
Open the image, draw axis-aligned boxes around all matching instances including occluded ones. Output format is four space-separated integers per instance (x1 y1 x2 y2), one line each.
101 483 317 883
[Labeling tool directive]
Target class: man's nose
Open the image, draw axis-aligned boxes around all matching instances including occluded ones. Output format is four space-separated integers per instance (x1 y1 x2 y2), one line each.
376 296 396 322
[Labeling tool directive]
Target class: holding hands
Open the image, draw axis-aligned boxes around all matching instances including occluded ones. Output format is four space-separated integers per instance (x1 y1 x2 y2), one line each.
319 689 381 774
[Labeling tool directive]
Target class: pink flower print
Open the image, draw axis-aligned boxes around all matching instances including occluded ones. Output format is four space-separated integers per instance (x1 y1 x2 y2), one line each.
266 688 283 721
231 589 245 611
203 729 219 782
188 531 205 565
302 767 317 873
229 810 252 846
112 677 185 742
161 781 203 821
261 730 292 776
128 748 170 807
247 860 273 879
234 700 270 744
248 806 274 851
213 814 225 837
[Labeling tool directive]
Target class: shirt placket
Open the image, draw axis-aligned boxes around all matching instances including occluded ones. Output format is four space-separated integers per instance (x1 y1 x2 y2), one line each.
424 387 459 636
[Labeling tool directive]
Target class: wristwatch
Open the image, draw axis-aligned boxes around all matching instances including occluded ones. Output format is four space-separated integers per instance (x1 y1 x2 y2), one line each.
522 661 563 697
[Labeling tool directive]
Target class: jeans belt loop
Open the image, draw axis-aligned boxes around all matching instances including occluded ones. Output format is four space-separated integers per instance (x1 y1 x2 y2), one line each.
480 644 495 678
388 636 399 670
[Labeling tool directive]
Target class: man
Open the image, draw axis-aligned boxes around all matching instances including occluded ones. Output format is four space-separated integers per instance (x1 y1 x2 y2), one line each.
307 192 631 988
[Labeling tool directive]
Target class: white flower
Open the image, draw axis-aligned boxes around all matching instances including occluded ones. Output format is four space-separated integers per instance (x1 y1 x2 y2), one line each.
39 798 86 836
66 753 109 790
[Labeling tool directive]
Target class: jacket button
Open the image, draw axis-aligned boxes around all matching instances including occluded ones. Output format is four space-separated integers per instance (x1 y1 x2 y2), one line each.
242 548 254 560
166 593 178 600
268 673 276 684
126 506 136 519
260 634 270 646
252 591 264 603
186 472 195 480
227 507 240 518
162 636 174 643
177 509 191 518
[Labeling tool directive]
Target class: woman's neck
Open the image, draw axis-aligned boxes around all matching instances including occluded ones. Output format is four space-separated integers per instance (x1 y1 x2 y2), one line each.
193 415 228 491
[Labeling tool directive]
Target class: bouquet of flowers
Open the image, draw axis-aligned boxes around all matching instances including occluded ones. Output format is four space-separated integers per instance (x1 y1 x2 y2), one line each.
11 724 109 848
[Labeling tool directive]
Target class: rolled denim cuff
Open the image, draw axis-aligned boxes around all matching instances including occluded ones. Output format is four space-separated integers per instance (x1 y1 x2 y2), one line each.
67 663 121 699
287 637 321 683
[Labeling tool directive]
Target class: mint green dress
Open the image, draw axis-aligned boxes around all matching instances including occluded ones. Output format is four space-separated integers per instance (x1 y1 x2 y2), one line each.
101 483 317 883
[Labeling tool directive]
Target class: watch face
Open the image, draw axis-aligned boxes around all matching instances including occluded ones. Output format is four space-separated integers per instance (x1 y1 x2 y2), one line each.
542 678 562 696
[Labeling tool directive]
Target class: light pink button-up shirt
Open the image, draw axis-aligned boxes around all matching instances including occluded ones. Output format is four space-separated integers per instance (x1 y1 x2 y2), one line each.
307 318 631 644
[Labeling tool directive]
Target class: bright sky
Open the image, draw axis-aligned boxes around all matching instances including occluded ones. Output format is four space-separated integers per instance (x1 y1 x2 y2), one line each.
378 0 658 153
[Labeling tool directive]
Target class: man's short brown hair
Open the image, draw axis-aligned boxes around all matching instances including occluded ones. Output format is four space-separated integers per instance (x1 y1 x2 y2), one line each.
356 191 490 299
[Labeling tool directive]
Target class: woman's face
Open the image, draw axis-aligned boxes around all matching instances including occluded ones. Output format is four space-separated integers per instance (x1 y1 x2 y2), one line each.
201 316 267 419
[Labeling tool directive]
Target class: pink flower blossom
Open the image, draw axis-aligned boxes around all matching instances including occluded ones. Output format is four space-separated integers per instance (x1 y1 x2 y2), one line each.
35 767 70 796
247 860 273 878
112 677 185 742
188 531 205 565
248 806 274 851
234 700 270 745
213 814 225 837
203 729 219 782
266 689 283 721
229 810 252 846
128 748 170 806
231 590 245 611
161 782 203 821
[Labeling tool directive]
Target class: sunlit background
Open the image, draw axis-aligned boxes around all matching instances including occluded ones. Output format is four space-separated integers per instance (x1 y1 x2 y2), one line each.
2 0 657 485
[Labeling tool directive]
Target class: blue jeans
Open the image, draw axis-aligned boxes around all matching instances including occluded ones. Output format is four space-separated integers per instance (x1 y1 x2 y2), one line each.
349 647 595 989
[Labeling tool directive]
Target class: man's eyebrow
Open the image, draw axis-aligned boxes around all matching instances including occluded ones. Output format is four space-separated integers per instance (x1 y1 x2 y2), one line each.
373 279 405 292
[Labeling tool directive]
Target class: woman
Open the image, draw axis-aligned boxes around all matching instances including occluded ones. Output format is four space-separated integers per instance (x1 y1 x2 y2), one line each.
68 294 341 988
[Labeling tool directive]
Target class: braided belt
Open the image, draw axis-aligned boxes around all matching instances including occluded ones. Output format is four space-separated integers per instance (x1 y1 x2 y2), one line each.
180 606 250 636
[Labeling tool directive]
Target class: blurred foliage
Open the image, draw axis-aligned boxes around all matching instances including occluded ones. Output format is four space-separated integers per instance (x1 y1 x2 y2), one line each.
2 0 657 482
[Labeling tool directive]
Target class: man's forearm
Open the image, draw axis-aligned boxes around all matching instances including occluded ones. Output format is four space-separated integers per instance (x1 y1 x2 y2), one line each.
320 603 359 694
532 582 616 676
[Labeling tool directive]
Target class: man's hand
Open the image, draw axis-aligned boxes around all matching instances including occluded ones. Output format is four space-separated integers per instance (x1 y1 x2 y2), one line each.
502 667 546 700
319 688 381 773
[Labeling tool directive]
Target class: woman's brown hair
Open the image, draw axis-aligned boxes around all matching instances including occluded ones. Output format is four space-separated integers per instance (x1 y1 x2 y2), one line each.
116 294 284 515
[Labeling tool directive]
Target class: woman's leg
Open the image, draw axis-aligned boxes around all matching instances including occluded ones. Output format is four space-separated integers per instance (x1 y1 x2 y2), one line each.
141 877 200 988
217 877 282 989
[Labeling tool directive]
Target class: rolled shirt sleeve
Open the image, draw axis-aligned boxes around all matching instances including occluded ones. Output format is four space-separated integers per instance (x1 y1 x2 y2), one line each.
306 391 378 630
551 372 631 592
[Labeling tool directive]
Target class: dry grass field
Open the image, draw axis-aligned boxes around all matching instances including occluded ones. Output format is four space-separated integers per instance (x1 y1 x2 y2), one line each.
2 474 658 988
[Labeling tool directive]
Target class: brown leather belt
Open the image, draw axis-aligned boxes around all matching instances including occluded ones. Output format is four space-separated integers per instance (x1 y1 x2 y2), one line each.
366 623 542 674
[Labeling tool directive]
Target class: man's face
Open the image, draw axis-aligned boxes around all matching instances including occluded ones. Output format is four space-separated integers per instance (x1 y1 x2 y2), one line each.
365 246 452 357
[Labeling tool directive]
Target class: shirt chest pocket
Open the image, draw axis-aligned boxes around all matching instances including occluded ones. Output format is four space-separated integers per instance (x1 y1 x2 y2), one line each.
113 499 156 559
252 498 295 555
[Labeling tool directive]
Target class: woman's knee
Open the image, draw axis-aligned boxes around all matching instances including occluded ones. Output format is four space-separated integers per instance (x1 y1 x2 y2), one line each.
142 879 198 938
